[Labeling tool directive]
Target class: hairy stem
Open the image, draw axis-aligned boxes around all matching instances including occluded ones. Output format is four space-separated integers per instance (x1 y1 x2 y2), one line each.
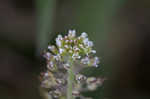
67 60 74 99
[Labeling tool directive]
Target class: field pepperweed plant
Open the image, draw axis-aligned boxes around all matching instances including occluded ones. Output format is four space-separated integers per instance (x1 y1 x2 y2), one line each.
40 30 104 99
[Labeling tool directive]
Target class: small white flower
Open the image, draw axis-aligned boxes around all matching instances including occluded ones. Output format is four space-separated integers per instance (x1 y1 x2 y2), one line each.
87 41 93 47
57 35 63 40
68 30 76 37
74 39 77 43
48 61 54 67
56 35 63 47
43 52 51 60
65 36 68 39
81 32 88 38
55 54 61 61
79 44 84 48
93 57 100 67
56 39 62 47
46 52 51 57
48 46 52 50
91 50 96 54
73 46 80 51
64 45 69 48
72 53 79 59
65 40 69 43
48 45 56 53
77 56 81 59
83 38 89 45
59 48 65 54
70 40 73 43
81 57 90 64
44 72 49 77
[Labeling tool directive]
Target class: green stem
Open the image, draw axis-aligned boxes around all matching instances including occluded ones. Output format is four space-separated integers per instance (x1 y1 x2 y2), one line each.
67 60 74 99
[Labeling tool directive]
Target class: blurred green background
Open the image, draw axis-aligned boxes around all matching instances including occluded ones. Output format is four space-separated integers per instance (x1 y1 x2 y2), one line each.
1 0 150 99
36 0 126 56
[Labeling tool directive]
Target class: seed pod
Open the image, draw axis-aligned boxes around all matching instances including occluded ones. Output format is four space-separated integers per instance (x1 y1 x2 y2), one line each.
86 77 97 84
72 90 80 97
63 63 70 70
76 74 87 83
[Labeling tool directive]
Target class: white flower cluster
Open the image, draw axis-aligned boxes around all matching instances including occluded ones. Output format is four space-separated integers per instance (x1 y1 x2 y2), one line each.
40 30 102 99
45 30 99 67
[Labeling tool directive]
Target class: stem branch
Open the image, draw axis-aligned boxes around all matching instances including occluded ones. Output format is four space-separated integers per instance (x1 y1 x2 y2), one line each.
67 60 74 99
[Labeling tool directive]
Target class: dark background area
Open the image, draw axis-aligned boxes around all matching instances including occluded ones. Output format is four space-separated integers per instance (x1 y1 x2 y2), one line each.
106 1 150 99
0 0 150 99
0 0 40 99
